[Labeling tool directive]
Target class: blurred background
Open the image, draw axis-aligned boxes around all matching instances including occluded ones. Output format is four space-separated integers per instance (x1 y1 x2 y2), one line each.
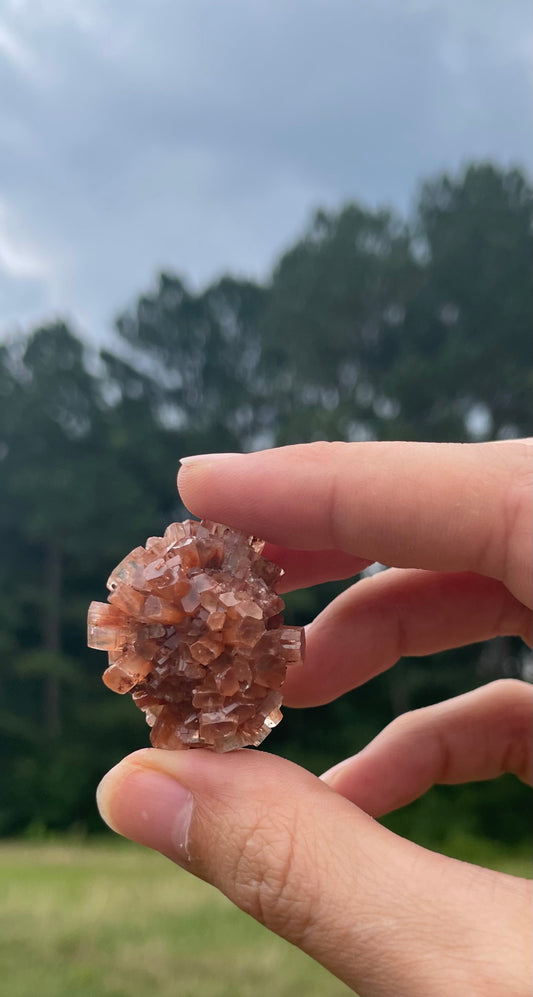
0 2 531 995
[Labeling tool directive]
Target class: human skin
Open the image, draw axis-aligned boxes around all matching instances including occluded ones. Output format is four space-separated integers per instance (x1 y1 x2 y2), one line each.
97 440 533 997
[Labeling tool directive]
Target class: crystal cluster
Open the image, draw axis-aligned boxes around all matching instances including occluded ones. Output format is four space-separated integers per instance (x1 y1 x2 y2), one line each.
87 520 304 751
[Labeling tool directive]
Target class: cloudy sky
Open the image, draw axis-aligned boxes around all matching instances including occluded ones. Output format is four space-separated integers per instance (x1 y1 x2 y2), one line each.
0 0 531 342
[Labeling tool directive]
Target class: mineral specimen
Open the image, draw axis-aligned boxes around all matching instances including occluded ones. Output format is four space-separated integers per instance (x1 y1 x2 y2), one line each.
87 519 305 751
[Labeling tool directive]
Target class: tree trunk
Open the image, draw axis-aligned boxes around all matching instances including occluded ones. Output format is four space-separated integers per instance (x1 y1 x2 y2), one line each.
43 542 62 737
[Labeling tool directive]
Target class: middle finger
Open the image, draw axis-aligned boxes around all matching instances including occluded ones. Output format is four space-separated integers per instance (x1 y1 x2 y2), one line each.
282 568 532 708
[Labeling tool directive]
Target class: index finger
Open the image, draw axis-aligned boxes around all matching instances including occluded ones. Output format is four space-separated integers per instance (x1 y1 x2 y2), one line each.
178 441 532 605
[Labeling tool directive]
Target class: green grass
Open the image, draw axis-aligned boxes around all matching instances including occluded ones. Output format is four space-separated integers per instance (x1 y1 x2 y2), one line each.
0 840 352 997
0 838 530 997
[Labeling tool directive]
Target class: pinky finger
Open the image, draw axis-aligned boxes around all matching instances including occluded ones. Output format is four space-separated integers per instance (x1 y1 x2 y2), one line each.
321 679 533 818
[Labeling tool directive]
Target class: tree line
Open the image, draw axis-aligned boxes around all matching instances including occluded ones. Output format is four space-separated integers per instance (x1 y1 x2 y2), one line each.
0 162 531 842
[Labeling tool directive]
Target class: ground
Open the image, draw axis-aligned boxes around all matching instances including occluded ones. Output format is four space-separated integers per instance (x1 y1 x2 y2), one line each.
0 839 530 997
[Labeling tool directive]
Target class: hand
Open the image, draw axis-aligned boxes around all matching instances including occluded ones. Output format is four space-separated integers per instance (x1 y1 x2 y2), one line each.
97 441 533 997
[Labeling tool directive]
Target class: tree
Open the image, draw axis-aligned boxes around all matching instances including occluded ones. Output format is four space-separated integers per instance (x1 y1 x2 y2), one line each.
115 273 269 452
252 164 532 748
259 205 418 443
381 164 533 440
1 162 531 839
0 323 174 831
260 164 532 444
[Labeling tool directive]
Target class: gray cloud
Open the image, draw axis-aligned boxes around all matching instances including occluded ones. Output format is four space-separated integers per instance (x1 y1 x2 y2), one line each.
0 0 531 342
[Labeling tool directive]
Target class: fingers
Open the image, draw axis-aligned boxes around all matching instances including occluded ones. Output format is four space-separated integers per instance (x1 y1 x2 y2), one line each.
97 746 532 996
322 680 533 817
282 569 532 707
178 441 533 605
261 543 371 592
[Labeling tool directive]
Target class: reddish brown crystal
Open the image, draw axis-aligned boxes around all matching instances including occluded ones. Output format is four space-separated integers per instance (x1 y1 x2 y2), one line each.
87 519 305 751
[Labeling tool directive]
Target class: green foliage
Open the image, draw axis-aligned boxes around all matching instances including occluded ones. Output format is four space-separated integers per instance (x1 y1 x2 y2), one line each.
0 162 531 841
115 273 269 450
260 163 532 444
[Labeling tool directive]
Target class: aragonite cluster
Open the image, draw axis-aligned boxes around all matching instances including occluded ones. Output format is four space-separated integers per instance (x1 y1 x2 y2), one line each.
87 519 304 751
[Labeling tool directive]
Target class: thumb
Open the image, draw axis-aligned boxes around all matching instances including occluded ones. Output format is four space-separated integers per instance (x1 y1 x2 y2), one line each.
97 748 529 997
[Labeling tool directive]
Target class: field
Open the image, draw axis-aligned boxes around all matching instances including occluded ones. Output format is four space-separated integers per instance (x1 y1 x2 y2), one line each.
0 839 530 997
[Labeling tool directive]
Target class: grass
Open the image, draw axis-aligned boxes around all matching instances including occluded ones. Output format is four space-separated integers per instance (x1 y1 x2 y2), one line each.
0 839 352 997
0 838 530 997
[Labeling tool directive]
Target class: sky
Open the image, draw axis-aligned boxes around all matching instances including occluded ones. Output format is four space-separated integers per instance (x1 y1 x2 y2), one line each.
0 0 531 343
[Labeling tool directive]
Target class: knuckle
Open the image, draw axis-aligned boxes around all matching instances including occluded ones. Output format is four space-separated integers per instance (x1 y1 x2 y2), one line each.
487 679 533 781
493 587 532 644
500 457 533 593
307 440 349 462
306 441 352 549
229 805 316 944
489 677 531 706
387 706 453 783
387 707 425 740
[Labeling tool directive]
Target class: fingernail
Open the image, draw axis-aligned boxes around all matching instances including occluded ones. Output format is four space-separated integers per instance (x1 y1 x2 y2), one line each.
97 762 194 862
179 452 241 467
